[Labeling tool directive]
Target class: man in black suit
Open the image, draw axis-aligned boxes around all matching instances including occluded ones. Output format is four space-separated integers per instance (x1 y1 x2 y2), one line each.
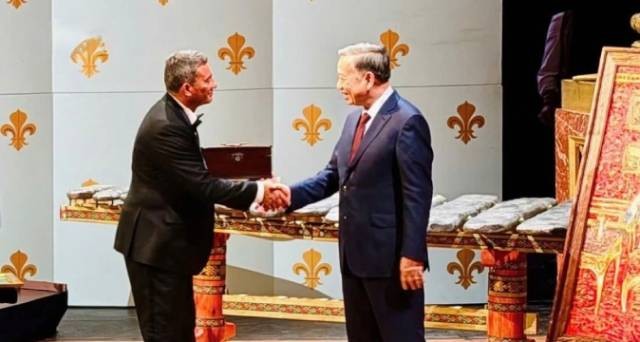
287 43 433 341
114 50 289 342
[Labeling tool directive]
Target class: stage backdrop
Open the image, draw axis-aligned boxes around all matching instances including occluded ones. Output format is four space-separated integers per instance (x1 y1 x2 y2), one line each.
1 0 501 306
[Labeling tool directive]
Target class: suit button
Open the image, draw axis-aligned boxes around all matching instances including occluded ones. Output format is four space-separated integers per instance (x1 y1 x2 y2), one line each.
343 215 347 221
342 185 347 192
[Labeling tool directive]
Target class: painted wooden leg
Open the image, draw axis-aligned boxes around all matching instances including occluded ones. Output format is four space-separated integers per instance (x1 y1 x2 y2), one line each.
481 249 532 342
194 233 236 342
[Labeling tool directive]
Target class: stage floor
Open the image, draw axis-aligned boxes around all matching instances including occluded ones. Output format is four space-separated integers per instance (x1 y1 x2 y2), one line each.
40 304 551 341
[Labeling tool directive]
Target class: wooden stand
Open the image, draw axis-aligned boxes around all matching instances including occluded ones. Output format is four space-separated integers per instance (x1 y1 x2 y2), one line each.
481 250 532 342
193 233 236 342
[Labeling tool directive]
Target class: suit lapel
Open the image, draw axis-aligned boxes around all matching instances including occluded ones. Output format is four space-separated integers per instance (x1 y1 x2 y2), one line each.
165 94 193 129
348 91 399 170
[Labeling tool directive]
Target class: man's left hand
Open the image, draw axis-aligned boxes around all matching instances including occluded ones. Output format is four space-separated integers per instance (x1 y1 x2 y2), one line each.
399 256 424 291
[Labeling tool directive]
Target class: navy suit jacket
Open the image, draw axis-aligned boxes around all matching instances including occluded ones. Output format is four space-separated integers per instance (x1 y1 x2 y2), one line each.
290 90 433 277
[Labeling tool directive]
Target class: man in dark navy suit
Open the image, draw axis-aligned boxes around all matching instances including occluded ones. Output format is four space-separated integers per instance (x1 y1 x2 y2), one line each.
287 43 433 342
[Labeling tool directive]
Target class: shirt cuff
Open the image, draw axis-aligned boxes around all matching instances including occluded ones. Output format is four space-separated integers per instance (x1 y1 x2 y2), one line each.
254 181 265 205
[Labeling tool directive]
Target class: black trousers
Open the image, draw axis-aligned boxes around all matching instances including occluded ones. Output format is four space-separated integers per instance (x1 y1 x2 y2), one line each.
125 258 195 342
341 267 425 342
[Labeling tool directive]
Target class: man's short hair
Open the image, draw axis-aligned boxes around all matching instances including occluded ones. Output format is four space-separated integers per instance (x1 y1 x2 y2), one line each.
164 50 208 93
338 43 391 82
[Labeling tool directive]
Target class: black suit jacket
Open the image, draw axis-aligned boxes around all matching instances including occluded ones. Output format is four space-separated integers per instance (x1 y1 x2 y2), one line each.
114 94 257 275
289 91 433 277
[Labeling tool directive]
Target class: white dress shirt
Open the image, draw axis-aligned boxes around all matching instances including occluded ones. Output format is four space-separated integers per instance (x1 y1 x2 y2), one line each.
363 85 394 134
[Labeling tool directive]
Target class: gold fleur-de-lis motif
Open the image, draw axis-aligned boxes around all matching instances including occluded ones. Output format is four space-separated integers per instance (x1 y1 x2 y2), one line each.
218 33 255 75
292 104 332 146
70 37 109 78
1 109 37 151
158 0 168 5
446 249 485 290
447 101 486 144
1 250 37 282
292 249 332 289
7 0 26 9
82 179 99 187
379 29 410 69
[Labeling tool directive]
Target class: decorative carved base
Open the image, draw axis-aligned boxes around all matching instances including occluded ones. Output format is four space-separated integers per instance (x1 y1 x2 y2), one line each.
482 250 529 342
194 233 235 342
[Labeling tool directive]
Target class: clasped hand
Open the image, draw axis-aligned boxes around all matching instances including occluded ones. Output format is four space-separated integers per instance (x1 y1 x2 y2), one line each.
261 178 291 212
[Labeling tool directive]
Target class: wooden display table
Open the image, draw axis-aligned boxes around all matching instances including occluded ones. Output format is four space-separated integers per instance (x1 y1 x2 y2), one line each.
61 205 564 341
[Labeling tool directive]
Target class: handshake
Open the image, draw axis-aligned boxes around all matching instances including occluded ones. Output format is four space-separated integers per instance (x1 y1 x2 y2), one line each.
258 178 291 213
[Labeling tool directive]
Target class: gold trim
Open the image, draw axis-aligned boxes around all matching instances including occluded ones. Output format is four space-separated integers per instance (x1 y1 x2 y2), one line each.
568 135 585 198
60 207 566 253
222 295 537 333
0 272 23 288
488 275 527 282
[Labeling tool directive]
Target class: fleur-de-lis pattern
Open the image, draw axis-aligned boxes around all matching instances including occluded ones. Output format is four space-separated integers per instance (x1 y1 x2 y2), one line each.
447 101 486 144
1 250 37 282
6 0 26 9
1 109 37 151
292 249 332 289
379 29 410 69
158 0 168 5
82 179 99 187
70 37 110 78
447 248 485 290
218 33 255 75
292 104 332 146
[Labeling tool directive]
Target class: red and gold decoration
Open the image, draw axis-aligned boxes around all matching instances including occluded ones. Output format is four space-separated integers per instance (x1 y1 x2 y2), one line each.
447 101 485 145
292 249 332 289
158 0 168 5
550 48 640 341
1 109 37 151
223 294 537 333
555 108 588 202
292 104 332 146
194 234 236 342
218 33 255 75
6 0 26 9
481 250 529 342
447 248 484 290
62 203 562 339
70 37 109 78
555 79 592 202
1 250 37 282
379 29 409 69
59 180 123 223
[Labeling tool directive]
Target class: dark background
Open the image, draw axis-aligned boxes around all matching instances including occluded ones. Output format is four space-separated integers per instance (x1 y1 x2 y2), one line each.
502 0 640 301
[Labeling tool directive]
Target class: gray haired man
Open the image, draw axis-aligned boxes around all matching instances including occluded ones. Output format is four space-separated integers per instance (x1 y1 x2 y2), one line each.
114 50 289 341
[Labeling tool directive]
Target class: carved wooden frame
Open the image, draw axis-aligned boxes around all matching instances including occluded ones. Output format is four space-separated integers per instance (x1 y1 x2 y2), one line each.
548 47 640 341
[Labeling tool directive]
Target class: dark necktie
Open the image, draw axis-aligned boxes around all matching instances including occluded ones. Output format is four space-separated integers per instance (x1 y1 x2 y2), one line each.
349 111 370 163
193 114 208 170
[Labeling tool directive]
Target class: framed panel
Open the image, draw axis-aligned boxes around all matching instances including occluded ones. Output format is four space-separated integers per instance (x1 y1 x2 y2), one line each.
549 47 640 341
